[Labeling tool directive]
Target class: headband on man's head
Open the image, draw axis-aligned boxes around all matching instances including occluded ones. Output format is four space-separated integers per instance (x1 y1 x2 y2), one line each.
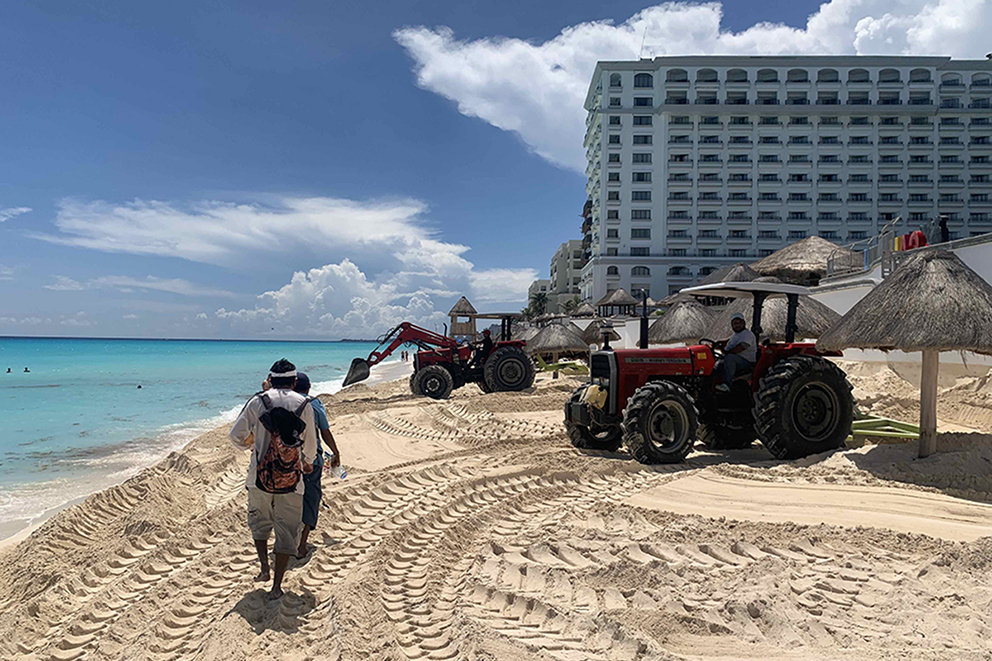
731 313 746 322
270 369 297 379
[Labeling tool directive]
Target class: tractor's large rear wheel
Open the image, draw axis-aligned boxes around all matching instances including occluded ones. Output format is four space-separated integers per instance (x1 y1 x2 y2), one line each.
753 356 853 459
623 381 697 464
564 386 622 451
697 412 756 450
413 365 454 400
484 346 535 393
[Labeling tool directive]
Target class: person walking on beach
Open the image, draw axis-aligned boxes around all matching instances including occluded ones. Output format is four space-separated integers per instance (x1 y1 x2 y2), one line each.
229 358 318 600
714 313 757 392
292 371 342 559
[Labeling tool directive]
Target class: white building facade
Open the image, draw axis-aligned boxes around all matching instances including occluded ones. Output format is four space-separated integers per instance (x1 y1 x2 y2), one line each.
581 55 992 302
548 239 585 312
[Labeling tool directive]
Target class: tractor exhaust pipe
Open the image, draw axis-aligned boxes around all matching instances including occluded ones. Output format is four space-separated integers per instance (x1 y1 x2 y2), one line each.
637 289 649 349
343 358 371 387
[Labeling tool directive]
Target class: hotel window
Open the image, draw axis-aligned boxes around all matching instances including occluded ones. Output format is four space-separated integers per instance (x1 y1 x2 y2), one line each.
632 191 652 201
789 154 810 163
849 212 868 221
880 174 899 182
790 116 810 125
910 175 930 183
607 229 619 238
820 155 840 163
632 153 652 163
851 117 870 125
788 193 809 201
850 136 871 145
699 211 719 219
633 73 654 88
850 155 870 163
729 136 751 144
760 154 780 163
670 249 686 257
819 193 840 201
759 116 780 125
759 192 780 201
699 135 720 143
971 213 990 221
849 193 869 201
608 153 621 163
759 136 781 144
880 193 899 202
729 174 750 182
633 135 653 145
758 211 780 220
632 172 652 182
606 248 618 256
820 136 840 144
819 212 839 220
729 230 749 238
607 191 619 201
633 115 652 125
609 116 621 126
607 172 620 182
633 97 653 107
670 116 691 125
730 154 750 162
787 230 807 239
820 174 839 182
820 116 840 125
700 249 717 257
729 249 748 257
631 209 651 220
607 210 619 219
607 266 619 275
609 97 621 107
789 136 811 144
849 231 868 240
972 194 990 202
972 175 990 183
630 247 650 256
910 136 931 145
758 231 778 239
631 266 651 276
759 174 780 182
819 231 839 239
608 134 621 145
788 173 809 182
880 155 900 163
788 211 808 220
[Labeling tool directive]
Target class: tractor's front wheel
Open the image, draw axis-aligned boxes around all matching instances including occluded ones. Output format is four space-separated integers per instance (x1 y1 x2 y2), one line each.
409 371 422 397
623 382 698 464
484 346 535 392
564 386 622 451
753 356 853 459
413 365 454 400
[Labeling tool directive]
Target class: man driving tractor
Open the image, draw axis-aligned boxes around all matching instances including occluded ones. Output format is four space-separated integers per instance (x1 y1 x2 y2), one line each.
469 328 494 368
715 313 757 392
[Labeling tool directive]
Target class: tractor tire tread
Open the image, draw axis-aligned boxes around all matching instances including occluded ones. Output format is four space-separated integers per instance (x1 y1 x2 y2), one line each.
622 381 698 465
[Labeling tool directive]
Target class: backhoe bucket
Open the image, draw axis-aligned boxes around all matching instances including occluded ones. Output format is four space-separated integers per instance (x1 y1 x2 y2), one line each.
343 358 371 387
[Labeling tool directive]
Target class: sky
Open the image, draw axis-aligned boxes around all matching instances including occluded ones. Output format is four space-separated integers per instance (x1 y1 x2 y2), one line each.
1 0 989 339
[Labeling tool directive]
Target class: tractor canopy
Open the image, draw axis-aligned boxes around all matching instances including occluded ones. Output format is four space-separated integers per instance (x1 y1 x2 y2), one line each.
679 281 812 344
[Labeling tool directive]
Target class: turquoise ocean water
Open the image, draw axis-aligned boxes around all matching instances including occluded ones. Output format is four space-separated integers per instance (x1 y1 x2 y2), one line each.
0 337 378 538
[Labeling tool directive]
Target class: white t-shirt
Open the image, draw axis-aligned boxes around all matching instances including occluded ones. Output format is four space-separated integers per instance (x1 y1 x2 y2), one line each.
229 388 318 495
725 328 757 363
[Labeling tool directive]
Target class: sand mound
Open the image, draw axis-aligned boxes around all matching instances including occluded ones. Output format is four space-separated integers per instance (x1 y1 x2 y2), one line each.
1 362 991 660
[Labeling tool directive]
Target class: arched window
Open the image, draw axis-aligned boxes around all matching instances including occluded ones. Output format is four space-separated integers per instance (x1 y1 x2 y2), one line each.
910 68 931 82
973 73 992 87
696 68 718 82
941 73 963 86
609 73 622 88
848 68 870 83
879 68 901 83
666 68 688 82
726 68 748 83
631 266 650 277
756 68 778 83
607 266 619 276
699 266 716 276
787 68 808 82
633 73 653 88
817 68 839 82
668 266 689 276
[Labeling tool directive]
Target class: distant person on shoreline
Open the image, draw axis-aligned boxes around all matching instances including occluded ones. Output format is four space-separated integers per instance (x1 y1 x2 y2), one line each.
293 371 341 559
229 358 318 600
23 367 29 373
6 367 10 373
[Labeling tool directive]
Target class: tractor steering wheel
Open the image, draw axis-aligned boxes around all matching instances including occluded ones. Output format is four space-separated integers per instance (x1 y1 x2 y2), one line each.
699 338 725 358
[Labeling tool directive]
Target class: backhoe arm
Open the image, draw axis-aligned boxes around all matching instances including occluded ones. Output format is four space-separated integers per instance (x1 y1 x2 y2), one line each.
343 322 459 387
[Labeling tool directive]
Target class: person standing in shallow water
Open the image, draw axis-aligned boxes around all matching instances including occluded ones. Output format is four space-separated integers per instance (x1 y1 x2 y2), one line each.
229 358 317 600
292 371 342 558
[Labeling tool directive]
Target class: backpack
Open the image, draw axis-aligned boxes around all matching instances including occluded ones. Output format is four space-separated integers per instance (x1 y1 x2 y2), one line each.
254 392 313 494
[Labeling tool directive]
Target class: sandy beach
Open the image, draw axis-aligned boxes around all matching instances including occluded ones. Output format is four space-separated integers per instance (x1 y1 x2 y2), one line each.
1 359 991 660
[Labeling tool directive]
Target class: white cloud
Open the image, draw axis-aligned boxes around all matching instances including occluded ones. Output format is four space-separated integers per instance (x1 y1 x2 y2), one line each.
0 265 14 281
215 257 536 338
44 274 235 297
122 314 139 320
0 207 31 222
0 315 48 326
395 0 992 170
60 312 96 328
33 196 441 266
44 275 85 291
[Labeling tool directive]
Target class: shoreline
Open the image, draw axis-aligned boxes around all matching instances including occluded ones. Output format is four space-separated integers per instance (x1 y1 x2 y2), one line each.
0 358 411 548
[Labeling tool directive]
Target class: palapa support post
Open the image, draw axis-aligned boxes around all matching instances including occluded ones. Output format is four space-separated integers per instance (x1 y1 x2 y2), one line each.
919 349 939 458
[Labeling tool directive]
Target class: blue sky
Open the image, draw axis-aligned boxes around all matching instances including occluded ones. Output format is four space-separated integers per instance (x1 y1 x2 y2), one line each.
1 0 988 338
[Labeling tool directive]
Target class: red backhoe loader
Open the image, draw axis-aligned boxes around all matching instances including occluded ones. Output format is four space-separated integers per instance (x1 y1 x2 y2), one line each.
343 319 535 399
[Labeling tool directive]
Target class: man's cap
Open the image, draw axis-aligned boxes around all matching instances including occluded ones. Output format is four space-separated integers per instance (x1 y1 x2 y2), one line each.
269 358 297 379
731 313 746 323
294 371 311 394
482 329 491 335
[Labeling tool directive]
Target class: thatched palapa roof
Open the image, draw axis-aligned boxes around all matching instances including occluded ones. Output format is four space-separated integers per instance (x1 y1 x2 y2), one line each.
818 249 992 355
572 302 596 317
582 319 621 346
751 236 856 285
706 277 841 342
595 288 639 308
448 296 477 315
699 262 758 286
527 322 588 357
649 300 715 345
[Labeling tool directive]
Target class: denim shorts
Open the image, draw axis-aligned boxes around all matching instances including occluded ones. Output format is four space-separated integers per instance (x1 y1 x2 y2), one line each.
302 453 323 529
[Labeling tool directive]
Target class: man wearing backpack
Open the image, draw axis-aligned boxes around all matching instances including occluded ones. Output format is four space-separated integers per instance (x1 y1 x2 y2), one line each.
230 358 318 600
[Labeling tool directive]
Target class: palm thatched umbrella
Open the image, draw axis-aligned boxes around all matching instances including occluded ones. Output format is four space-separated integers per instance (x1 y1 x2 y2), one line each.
752 236 856 285
527 322 588 363
699 262 758 286
582 318 621 347
706 277 841 342
572 302 595 317
596 288 639 317
448 296 477 315
818 249 992 457
512 324 539 343
649 300 715 345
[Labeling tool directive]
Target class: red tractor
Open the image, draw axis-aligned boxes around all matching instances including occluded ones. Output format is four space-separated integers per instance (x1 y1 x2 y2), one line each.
564 282 854 464
343 319 535 399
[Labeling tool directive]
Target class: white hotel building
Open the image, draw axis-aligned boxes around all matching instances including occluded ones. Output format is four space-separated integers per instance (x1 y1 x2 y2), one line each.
580 56 992 302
